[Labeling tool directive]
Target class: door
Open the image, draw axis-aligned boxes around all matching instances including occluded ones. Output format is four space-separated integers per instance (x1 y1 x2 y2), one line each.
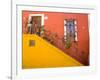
30 16 42 35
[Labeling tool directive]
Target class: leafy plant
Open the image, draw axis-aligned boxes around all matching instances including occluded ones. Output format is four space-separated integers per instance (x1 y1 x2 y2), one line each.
65 35 71 48
40 25 45 38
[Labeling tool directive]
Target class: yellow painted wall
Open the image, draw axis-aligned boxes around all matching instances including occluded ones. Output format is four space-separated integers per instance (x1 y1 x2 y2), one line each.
22 34 83 69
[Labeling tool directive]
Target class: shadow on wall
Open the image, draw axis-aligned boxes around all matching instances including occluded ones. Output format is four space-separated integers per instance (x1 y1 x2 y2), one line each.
22 11 89 65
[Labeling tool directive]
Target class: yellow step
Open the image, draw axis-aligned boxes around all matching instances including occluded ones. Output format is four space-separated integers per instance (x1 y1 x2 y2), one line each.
22 34 83 69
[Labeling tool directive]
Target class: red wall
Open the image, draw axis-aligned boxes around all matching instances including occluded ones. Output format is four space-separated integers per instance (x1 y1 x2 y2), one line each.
22 11 89 65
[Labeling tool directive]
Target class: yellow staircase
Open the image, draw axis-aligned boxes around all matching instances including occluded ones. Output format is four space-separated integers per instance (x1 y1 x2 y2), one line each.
22 34 83 69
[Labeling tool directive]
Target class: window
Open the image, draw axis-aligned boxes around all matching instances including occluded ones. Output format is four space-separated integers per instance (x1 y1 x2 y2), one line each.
64 19 78 42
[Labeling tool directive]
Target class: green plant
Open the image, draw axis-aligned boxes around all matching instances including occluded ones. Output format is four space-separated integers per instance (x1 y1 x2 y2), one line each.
40 25 45 37
65 35 71 48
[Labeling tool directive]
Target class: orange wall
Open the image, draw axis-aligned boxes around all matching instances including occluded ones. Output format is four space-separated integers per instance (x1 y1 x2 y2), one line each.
22 11 89 64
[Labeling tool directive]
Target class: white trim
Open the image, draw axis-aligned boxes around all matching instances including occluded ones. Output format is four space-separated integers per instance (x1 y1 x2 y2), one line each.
64 20 67 40
28 14 44 26
75 32 78 41
74 20 78 42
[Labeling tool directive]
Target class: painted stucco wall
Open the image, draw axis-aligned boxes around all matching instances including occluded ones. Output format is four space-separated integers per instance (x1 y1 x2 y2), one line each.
22 34 82 68
22 11 89 65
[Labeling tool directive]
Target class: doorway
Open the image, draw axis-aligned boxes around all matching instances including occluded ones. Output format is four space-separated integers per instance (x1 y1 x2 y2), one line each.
28 14 44 35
